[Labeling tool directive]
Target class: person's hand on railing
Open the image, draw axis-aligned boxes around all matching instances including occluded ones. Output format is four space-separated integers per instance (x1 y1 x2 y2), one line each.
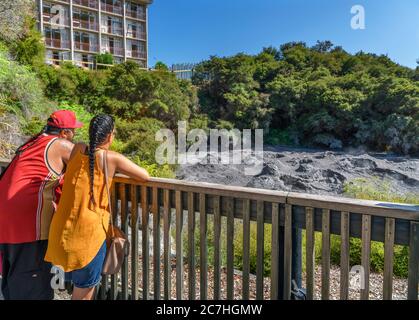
106 151 150 183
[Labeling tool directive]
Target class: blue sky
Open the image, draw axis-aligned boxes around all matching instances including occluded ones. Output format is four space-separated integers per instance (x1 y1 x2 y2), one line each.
147 0 419 69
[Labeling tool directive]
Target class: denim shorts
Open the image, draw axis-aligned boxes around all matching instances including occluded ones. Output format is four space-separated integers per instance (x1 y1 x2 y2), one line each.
65 241 107 289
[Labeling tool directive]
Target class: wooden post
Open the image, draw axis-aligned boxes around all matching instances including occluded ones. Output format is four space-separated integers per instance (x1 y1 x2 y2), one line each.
305 207 315 300
408 221 419 300
277 204 285 300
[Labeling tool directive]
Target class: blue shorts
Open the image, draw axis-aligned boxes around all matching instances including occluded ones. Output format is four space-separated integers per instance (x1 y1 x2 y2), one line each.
65 241 107 289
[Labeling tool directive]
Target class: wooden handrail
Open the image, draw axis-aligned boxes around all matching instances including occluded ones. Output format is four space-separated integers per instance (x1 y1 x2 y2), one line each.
114 175 419 220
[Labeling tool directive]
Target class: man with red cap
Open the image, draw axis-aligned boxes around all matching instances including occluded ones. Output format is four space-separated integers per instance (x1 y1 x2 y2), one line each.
0 110 83 300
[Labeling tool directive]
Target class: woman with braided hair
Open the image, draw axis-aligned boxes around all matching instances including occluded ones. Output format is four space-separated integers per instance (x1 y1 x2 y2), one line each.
45 114 150 300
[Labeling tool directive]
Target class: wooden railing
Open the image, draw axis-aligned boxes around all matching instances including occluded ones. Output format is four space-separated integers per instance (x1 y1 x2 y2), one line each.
0 160 418 300
98 175 419 300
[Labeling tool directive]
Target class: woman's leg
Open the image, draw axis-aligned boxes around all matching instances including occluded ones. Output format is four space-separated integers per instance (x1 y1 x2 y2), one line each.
72 286 96 300
70 241 106 300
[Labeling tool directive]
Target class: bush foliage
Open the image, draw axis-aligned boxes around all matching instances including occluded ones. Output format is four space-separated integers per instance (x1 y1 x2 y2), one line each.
193 41 418 154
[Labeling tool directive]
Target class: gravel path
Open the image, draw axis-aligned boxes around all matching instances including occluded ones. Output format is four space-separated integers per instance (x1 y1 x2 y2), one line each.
302 265 409 300
54 257 411 300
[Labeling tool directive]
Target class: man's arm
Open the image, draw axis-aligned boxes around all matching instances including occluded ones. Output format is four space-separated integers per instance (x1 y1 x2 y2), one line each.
46 138 76 177
58 139 77 165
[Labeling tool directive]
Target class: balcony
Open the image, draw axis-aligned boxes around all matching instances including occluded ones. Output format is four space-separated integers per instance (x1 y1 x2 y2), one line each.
45 38 71 49
101 25 123 36
106 27 124 36
0 159 418 300
104 46 124 56
127 50 146 59
101 3 123 15
126 30 146 40
73 19 99 31
73 0 99 9
126 9 146 20
74 41 99 52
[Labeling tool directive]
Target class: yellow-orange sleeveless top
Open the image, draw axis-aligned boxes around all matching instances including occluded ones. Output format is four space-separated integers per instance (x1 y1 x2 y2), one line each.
45 149 112 272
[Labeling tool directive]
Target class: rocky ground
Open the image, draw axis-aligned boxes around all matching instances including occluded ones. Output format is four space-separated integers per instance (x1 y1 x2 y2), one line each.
176 146 419 198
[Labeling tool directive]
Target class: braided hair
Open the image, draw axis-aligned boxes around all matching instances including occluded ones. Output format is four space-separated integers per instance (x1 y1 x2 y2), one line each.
88 114 115 205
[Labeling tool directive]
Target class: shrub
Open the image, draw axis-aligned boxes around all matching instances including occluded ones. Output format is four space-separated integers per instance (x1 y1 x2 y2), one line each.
233 222 272 276
95 53 113 69
0 44 49 117
265 128 294 146
116 117 165 163
0 43 53 156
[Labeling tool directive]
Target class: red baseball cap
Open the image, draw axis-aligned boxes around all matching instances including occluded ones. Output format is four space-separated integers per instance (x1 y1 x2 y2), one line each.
47 110 83 129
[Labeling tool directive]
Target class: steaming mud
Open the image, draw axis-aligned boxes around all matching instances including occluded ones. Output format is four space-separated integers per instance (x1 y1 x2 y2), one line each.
176 146 419 198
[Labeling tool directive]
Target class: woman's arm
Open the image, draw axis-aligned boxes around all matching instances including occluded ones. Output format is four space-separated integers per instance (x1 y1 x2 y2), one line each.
111 152 151 182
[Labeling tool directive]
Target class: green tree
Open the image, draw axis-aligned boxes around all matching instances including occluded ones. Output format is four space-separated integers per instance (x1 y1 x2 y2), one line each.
9 17 45 67
154 61 169 71
95 52 114 69
103 61 194 126
192 41 417 154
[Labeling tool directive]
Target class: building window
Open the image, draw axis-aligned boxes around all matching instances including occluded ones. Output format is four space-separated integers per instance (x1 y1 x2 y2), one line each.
74 31 98 52
101 15 123 35
101 0 122 15
126 1 146 20
101 36 123 56
44 27 70 49
74 9 98 31
126 21 145 39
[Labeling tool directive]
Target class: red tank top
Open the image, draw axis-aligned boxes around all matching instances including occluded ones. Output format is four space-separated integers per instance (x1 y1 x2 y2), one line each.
0 134 64 244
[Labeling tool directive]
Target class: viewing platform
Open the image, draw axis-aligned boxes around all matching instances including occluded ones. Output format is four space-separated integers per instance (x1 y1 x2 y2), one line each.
1 159 418 300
